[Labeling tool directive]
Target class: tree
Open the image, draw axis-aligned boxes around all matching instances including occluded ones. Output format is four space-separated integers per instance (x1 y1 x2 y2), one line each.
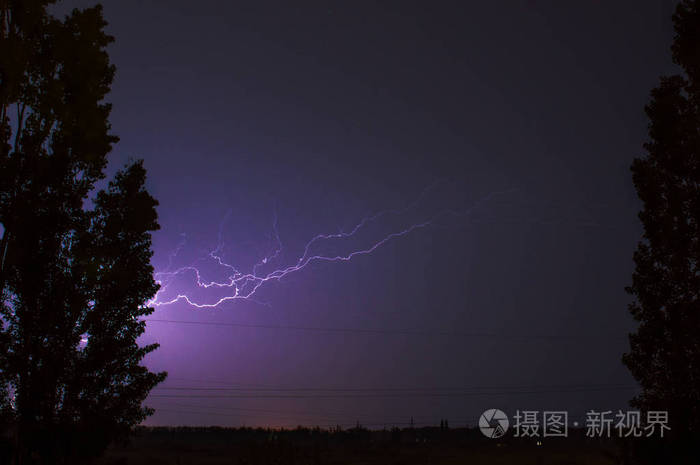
623 0 700 461
0 2 165 463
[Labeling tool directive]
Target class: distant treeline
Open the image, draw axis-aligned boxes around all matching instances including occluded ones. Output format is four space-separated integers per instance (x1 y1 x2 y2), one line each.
130 424 598 444
130 424 473 447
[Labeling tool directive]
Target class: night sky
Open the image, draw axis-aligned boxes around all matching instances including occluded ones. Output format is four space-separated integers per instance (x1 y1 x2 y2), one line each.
56 0 678 428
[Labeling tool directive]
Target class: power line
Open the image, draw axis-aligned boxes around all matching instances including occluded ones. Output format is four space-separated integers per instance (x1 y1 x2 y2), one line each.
152 382 637 392
149 401 371 419
153 408 350 424
149 385 638 399
150 399 447 422
144 318 627 340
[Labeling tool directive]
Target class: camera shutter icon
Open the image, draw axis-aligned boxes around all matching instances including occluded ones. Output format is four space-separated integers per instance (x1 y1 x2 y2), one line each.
479 409 509 439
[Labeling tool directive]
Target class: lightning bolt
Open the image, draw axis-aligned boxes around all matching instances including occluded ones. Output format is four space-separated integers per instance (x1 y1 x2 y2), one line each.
148 188 516 309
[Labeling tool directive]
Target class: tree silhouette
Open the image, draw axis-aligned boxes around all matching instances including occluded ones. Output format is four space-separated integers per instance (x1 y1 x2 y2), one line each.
623 0 700 461
0 2 165 463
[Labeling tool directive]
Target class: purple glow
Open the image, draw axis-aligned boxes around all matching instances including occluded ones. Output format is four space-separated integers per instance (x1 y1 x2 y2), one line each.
148 189 515 309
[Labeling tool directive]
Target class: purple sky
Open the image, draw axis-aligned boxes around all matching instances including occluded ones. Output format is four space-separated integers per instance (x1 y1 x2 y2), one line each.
56 0 679 428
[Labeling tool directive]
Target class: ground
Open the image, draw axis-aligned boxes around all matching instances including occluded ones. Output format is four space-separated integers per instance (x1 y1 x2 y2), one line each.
96 427 622 465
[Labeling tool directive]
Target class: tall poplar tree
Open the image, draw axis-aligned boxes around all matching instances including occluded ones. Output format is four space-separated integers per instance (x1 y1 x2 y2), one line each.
0 2 165 463
623 1 700 462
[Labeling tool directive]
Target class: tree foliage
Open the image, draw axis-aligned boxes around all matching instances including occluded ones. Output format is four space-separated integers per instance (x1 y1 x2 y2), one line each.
623 0 700 459
0 1 165 463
